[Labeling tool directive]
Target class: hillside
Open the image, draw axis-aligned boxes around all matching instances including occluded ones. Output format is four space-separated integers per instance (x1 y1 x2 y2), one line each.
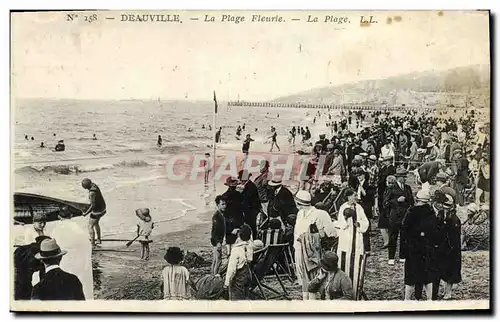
273 64 490 107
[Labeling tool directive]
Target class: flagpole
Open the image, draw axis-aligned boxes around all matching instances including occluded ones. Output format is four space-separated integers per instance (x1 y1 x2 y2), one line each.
213 91 217 194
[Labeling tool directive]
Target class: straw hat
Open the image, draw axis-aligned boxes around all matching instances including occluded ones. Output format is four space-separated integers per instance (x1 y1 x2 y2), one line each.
268 175 283 187
368 155 377 162
426 142 435 148
295 190 312 206
416 189 430 202
467 203 479 214
35 238 67 260
136 208 152 222
395 168 408 177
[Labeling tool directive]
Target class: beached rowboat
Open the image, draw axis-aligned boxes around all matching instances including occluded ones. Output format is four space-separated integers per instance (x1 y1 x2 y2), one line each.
13 192 90 225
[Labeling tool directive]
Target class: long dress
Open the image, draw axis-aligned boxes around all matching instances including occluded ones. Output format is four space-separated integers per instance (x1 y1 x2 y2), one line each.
334 202 369 299
294 207 321 292
46 217 94 300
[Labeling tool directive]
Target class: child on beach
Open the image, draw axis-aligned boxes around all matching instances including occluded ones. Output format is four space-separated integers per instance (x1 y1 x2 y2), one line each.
135 208 154 260
224 224 253 300
201 152 212 185
161 247 197 300
211 195 227 275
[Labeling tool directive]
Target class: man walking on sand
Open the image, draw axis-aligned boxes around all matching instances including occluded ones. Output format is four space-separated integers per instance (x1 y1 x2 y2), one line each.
81 178 107 247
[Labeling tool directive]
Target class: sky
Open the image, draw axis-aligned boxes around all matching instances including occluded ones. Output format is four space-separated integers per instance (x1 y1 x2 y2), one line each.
11 10 490 101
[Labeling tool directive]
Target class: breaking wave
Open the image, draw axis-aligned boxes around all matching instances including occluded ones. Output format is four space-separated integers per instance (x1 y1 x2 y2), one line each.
15 159 154 175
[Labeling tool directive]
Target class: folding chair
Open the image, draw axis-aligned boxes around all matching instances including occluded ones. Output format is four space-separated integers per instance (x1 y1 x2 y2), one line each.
258 229 296 281
355 252 369 300
249 243 291 300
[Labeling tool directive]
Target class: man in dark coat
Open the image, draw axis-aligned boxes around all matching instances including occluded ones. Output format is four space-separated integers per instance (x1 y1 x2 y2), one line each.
432 187 462 300
417 159 445 185
238 170 260 239
266 175 298 228
221 177 245 249
451 149 469 206
383 168 414 264
355 169 377 252
31 238 85 300
377 156 396 246
14 235 51 300
400 189 439 300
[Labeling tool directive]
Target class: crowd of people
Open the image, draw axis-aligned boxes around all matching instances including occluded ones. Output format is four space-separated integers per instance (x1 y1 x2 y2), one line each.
13 107 490 302
205 107 490 301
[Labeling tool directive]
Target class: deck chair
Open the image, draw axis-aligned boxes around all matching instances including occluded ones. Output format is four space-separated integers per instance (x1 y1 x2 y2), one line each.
355 252 369 300
249 243 291 300
258 229 296 281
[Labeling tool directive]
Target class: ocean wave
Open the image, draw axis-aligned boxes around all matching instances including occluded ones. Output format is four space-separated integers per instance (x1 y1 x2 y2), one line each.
15 159 154 175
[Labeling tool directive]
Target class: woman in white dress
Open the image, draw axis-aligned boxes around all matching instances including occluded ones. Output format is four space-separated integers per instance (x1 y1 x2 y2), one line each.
335 188 369 300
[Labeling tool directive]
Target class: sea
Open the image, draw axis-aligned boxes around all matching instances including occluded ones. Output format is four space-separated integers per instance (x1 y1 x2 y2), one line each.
12 99 335 243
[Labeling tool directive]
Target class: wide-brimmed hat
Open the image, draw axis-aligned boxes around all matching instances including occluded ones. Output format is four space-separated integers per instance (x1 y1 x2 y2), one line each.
426 142 435 148
136 208 152 222
295 190 312 206
268 175 283 187
395 168 408 177
35 238 67 260
416 189 431 202
467 203 479 214
224 177 239 187
326 143 334 150
359 152 368 158
368 155 377 162
319 251 339 272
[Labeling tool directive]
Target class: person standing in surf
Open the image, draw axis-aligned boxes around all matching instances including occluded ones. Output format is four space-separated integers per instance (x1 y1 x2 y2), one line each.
334 188 369 300
241 134 254 167
269 129 280 152
81 178 107 247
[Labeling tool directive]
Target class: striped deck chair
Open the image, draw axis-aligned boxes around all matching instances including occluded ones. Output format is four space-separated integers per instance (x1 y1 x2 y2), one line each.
248 243 291 300
338 250 369 300
258 229 296 281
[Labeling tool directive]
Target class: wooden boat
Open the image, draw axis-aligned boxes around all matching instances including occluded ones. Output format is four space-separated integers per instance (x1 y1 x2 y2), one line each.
13 192 90 225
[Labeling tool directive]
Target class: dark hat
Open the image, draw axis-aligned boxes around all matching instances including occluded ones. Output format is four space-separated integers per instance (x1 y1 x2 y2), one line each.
440 187 456 204
319 251 339 272
435 172 448 182
343 207 356 218
344 188 355 197
224 177 239 187
395 168 408 177
268 218 282 229
319 134 326 139
35 238 67 260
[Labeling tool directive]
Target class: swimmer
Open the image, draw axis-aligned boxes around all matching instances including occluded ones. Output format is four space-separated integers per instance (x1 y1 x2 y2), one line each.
24 134 28 140
157 135 162 147
93 133 97 140
31 136 34 141
40 142 45 148
54 140 65 152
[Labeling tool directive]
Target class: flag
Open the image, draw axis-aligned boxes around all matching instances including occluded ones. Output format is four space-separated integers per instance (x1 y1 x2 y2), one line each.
213 91 218 114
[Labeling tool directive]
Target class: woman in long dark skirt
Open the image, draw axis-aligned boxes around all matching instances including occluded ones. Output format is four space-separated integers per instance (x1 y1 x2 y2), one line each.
400 189 439 300
432 188 462 300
